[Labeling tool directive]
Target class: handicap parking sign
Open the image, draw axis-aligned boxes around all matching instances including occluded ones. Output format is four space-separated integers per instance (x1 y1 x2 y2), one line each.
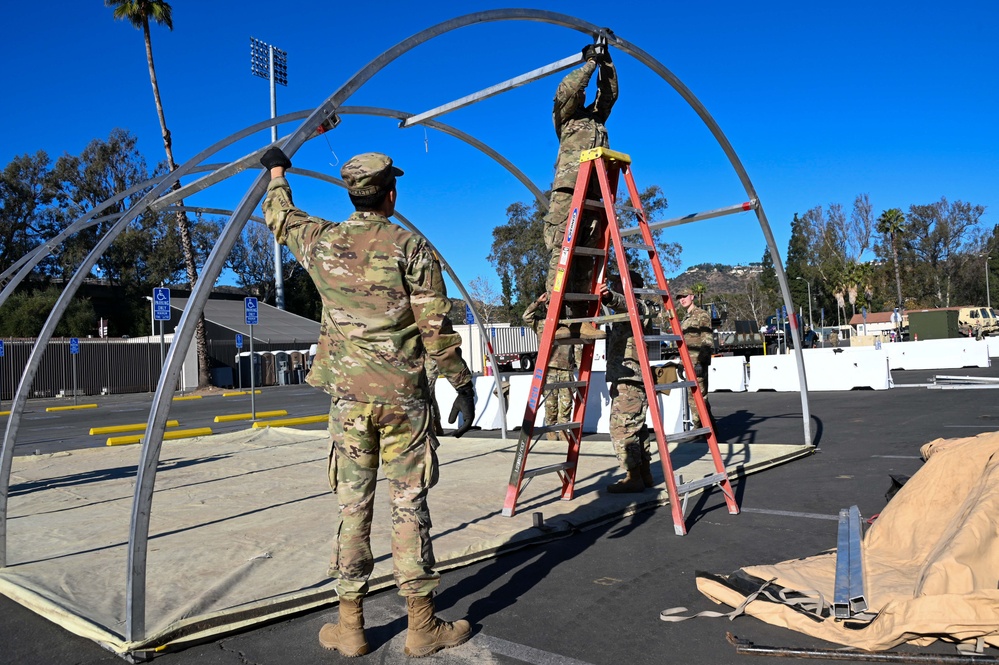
244 297 259 326
0 340 4 357
70 338 80 354
153 287 171 321
235 334 243 349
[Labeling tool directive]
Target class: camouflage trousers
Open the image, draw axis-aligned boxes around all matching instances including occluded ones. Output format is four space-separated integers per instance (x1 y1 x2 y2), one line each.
544 368 575 429
544 188 602 315
609 379 651 470
686 356 711 428
326 397 440 600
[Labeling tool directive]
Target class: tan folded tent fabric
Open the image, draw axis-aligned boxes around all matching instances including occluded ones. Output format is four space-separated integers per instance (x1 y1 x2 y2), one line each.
696 432 999 651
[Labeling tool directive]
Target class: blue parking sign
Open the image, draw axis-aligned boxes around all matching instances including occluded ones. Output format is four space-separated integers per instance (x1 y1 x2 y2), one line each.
464 304 474 325
235 334 243 349
70 338 80 354
0 340 4 357
244 297 259 326
153 287 171 321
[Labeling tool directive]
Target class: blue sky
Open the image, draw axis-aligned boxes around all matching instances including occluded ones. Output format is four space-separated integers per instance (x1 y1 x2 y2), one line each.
3 1 997 295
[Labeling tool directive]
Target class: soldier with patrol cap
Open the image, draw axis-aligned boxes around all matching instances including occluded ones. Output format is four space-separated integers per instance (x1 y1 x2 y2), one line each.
677 292 714 429
260 147 475 657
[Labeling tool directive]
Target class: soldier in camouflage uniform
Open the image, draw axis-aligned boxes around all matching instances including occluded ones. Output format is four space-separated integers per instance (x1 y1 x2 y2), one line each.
544 43 618 338
677 293 714 429
522 292 576 439
260 148 474 658
598 272 656 493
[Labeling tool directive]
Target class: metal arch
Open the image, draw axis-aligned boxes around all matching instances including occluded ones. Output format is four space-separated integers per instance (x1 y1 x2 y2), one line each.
0 112 316 571
0 8 802 644
0 164 231 310
336 106 548 210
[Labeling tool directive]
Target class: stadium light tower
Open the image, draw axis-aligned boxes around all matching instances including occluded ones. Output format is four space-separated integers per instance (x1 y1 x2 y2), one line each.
250 37 289 309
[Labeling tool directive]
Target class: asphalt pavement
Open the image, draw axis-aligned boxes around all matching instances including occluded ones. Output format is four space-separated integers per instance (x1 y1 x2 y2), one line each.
2 365 998 664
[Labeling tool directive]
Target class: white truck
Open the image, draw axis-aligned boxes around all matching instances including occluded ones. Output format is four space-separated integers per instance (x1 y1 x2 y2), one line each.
452 323 539 374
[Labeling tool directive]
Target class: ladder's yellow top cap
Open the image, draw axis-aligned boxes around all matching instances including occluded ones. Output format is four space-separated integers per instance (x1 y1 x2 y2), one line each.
579 147 632 164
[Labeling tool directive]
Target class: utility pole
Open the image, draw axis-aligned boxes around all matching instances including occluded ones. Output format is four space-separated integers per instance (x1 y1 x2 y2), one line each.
795 276 813 330
250 37 288 309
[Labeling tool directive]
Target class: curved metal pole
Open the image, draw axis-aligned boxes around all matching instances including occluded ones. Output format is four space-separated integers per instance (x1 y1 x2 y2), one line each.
337 106 548 210
124 8 810 642
0 164 231 310
127 10 586 642
599 33 812 444
0 115 308 570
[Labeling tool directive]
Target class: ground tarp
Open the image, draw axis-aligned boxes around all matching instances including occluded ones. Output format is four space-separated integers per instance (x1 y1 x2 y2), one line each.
1 427 810 655
696 431 999 651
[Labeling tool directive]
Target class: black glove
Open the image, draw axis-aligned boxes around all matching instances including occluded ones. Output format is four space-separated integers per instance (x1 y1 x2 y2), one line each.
448 383 475 438
581 43 598 62
260 147 291 170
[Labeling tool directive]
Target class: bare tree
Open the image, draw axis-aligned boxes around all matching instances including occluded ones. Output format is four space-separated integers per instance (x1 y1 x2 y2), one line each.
468 276 502 324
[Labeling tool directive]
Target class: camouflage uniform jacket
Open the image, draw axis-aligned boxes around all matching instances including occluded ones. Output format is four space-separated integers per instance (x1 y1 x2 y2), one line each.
603 289 653 384
550 60 618 193
522 300 575 371
262 177 471 405
681 303 714 359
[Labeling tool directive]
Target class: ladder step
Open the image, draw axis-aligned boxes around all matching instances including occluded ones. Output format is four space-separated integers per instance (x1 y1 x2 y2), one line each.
562 293 600 301
634 287 669 296
572 246 607 257
535 421 582 434
621 242 654 251
523 461 575 479
644 334 681 343
676 472 728 495
656 380 696 391
666 427 713 443
544 380 588 390
583 198 607 210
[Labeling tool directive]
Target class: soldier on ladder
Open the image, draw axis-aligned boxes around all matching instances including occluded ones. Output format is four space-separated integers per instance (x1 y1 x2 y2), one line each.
543 39 617 339
503 146 741 536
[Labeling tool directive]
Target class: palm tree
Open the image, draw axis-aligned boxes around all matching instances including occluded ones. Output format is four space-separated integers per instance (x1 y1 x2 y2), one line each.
107 0 210 387
877 208 906 312
692 282 707 307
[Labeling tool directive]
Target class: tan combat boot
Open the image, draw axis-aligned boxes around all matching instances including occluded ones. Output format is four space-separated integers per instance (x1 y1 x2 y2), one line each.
607 468 646 494
318 598 370 657
640 458 655 488
577 322 606 340
403 595 471 657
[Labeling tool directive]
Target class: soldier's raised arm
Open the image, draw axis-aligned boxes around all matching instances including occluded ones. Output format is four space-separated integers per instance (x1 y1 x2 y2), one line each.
594 56 618 122
552 56 598 137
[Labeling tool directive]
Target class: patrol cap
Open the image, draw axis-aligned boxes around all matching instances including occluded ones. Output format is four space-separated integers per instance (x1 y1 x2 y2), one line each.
340 152 404 197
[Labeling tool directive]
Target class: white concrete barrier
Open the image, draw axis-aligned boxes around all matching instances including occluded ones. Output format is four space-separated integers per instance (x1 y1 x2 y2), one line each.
708 355 748 392
748 347 892 392
884 338 991 370
435 371 684 434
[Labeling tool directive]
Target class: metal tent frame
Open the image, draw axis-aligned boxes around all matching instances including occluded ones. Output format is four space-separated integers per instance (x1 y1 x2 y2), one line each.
0 9 811 648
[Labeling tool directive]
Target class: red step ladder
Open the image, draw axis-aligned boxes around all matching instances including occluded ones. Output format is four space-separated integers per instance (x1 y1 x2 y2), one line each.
502 147 740 535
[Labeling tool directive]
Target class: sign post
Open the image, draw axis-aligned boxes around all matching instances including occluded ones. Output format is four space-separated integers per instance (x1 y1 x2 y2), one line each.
153 287 171 371
245 298 259 419
0 339 4 412
235 334 243 390
69 338 80 405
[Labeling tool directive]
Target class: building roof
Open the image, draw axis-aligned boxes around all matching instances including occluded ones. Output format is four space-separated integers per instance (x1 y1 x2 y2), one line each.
848 311 900 325
172 298 319 343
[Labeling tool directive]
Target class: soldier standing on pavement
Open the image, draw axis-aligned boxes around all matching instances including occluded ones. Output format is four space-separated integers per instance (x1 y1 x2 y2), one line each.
677 292 714 429
260 147 475 658
544 42 618 340
598 272 656 493
522 292 576 439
